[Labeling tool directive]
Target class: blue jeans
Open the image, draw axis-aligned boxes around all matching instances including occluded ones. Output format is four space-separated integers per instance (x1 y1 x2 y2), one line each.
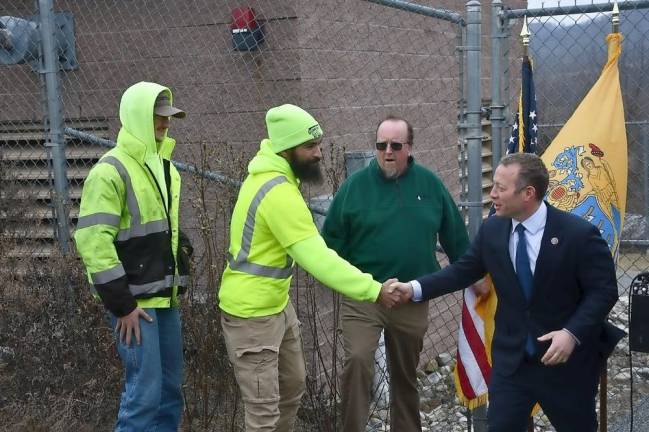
110 307 184 432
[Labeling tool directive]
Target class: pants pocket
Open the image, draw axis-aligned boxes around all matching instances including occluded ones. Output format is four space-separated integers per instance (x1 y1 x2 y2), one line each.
234 347 280 403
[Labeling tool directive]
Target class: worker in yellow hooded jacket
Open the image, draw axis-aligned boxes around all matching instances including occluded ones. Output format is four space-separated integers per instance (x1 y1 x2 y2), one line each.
75 81 190 431
219 104 401 431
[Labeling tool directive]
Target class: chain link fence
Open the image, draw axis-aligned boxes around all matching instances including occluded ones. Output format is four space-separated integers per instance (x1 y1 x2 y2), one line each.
2 0 647 431
0 0 476 430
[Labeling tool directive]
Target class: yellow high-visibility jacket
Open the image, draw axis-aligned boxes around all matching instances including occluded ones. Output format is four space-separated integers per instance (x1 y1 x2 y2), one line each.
75 82 189 317
219 139 380 318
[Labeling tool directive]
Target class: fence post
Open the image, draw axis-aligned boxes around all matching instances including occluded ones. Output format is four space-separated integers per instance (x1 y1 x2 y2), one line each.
38 0 70 254
465 0 482 239
644 123 649 226
490 0 505 170
457 24 468 222
466 4 487 428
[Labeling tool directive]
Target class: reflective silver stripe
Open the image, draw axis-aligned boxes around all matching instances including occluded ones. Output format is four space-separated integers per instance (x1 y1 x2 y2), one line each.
228 176 294 279
116 219 169 241
76 213 121 229
100 156 142 226
91 263 126 285
227 253 294 279
129 274 188 296
100 157 169 241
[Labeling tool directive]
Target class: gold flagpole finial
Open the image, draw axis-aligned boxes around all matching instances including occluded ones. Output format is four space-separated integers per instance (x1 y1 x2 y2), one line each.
612 1 620 33
520 15 530 56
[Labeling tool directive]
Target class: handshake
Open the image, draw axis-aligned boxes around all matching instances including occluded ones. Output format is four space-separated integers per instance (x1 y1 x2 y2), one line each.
375 277 490 309
376 279 413 309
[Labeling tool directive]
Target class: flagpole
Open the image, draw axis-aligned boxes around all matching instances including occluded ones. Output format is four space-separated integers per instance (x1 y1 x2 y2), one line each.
520 15 530 59
598 6 619 432
599 5 619 432
519 15 536 432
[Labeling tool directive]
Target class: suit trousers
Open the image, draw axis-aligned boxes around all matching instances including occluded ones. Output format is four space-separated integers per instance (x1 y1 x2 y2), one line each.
340 297 429 432
221 302 306 432
488 349 600 432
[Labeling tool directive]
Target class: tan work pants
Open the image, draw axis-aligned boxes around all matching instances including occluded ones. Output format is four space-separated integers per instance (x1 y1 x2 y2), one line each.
340 297 429 432
221 302 306 432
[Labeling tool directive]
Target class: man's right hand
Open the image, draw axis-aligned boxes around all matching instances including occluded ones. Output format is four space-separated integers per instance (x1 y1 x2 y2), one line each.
115 308 153 346
377 278 400 308
391 281 414 302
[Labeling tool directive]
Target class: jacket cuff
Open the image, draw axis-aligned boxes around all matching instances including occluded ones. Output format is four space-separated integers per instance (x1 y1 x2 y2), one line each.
95 275 137 317
562 328 581 345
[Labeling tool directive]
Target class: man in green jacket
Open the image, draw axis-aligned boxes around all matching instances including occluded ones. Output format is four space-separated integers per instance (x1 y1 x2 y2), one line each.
75 81 190 431
322 115 470 432
219 104 399 432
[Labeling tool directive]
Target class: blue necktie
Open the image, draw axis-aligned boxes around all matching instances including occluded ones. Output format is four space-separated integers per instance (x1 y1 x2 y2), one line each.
515 224 536 356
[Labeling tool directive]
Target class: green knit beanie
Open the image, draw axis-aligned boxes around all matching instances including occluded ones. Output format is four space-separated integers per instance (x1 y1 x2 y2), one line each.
265 104 323 153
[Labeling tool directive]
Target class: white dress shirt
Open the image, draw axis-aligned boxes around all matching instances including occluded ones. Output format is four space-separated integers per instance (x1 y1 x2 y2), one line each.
510 201 547 274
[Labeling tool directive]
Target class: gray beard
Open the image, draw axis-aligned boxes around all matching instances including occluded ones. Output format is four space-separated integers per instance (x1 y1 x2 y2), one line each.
381 166 399 179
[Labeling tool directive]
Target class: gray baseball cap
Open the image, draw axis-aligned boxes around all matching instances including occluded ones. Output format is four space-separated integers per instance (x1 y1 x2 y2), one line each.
154 94 186 118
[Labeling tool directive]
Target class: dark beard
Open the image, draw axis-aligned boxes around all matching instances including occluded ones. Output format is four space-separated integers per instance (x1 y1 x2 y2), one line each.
289 156 323 184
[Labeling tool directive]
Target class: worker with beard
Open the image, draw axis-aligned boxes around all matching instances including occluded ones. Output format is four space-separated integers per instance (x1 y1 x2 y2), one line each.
218 104 401 432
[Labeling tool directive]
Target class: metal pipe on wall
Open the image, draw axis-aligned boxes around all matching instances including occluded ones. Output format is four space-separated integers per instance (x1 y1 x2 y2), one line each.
465 0 483 239
64 127 243 189
490 0 505 171
38 0 70 254
365 0 465 24
503 0 649 19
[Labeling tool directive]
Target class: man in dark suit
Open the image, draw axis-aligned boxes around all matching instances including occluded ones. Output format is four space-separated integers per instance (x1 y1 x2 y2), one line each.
392 153 620 432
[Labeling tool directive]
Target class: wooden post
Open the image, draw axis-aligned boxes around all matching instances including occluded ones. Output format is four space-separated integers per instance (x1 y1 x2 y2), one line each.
600 360 608 432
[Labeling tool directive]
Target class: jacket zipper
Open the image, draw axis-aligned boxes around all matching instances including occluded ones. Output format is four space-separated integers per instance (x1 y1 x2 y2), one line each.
145 162 176 279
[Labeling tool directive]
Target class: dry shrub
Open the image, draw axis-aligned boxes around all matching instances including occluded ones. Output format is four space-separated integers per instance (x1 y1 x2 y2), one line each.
0 140 353 431
0 253 121 430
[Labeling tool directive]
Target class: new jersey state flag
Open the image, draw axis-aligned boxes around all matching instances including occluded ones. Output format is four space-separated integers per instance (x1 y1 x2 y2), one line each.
541 33 627 258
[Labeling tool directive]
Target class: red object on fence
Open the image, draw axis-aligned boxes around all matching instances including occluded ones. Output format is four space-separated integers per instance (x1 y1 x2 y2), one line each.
231 7 258 31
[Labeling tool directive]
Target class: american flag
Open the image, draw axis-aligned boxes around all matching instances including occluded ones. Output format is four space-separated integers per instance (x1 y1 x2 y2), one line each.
508 55 538 155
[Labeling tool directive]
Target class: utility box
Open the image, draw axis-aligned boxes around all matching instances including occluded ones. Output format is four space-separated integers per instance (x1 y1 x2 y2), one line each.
230 7 264 51
0 13 77 70
0 16 39 65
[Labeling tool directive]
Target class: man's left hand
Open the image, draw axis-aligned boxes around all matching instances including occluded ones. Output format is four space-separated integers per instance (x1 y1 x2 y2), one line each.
471 278 490 297
538 329 576 366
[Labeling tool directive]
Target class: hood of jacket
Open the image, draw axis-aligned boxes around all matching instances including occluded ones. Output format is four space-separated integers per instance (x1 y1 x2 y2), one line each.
247 139 298 185
116 81 177 164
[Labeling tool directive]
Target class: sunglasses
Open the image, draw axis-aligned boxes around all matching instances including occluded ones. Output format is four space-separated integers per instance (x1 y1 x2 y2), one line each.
375 141 405 151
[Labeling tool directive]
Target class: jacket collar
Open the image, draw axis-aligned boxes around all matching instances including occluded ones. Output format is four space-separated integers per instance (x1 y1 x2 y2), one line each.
248 139 299 186
116 129 176 165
